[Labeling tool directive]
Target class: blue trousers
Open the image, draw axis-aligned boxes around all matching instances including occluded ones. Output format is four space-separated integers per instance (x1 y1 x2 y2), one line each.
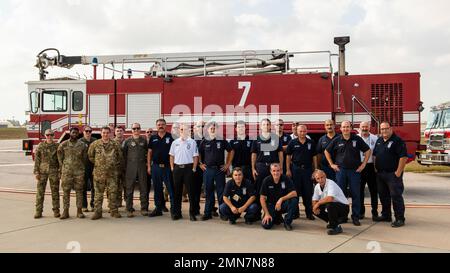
377 171 405 220
336 168 361 219
292 165 313 216
322 165 336 182
219 202 260 221
261 197 298 229
255 163 271 194
203 167 226 216
151 164 174 212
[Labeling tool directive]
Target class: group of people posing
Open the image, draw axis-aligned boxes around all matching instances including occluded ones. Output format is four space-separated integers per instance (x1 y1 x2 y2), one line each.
33 118 408 235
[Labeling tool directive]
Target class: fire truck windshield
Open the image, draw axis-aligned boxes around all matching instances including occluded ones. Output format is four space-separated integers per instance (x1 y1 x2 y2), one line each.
443 108 450 128
426 110 441 129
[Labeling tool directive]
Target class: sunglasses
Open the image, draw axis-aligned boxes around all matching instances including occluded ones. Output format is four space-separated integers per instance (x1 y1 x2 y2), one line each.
85 130 92 133
132 127 141 130
45 134 54 136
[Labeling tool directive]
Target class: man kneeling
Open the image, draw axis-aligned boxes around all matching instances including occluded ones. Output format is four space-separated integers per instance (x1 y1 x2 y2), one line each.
219 167 260 225
260 163 298 231
312 170 350 235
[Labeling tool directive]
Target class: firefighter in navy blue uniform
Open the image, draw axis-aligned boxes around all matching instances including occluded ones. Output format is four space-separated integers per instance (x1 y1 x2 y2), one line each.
260 163 298 230
147 119 175 217
199 122 234 221
275 119 292 175
219 168 259 225
324 121 371 226
286 124 318 220
373 122 408 228
192 121 205 216
251 119 284 195
316 119 338 182
229 120 254 183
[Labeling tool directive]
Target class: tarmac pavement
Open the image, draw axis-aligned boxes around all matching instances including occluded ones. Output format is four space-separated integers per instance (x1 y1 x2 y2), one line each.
0 140 449 253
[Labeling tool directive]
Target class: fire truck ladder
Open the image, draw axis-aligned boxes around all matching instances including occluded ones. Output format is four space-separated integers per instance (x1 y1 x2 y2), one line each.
35 48 334 79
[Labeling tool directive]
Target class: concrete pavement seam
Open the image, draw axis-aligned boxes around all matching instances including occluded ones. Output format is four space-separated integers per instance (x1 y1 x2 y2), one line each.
327 222 379 253
0 220 66 237
353 237 450 252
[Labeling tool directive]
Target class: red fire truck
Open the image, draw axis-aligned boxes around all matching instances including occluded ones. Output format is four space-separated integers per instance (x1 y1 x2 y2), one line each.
417 101 450 166
22 36 423 161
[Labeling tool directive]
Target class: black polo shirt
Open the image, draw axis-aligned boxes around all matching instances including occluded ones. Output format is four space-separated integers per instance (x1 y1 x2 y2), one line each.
251 134 283 164
316 134 338 167
148 132 174 165
373 133 407 172
279 133 292 147
325 133 370 170
223 178 256 206
286 138 317 167
194 136 204 160
198 138 232 167
260 175 295 204
229 137 253 167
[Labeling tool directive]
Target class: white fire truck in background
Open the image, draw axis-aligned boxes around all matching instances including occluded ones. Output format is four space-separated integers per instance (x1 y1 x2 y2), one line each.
417 101 450 166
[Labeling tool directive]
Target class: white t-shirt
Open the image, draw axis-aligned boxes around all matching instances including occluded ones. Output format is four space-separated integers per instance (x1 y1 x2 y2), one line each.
169 137 199 165
313 179 349 205
358 133 378 163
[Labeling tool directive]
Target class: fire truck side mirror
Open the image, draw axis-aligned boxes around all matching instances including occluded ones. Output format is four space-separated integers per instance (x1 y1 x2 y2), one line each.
418 101 425 112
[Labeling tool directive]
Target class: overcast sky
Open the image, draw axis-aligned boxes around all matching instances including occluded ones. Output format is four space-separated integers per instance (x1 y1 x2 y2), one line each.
1 0 449 123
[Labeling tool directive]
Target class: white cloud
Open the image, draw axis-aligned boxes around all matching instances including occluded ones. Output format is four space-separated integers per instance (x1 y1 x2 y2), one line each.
235 13 269 28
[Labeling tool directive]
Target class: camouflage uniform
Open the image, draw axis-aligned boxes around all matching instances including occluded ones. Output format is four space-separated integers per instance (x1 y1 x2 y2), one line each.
123 136 149 214
34 141 60 216
57 139 87 212
114 137 126 208
88 139 123 216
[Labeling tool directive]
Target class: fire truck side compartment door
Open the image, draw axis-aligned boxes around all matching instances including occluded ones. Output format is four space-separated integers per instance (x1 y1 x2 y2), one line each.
89 95 109 127
127 94 161 129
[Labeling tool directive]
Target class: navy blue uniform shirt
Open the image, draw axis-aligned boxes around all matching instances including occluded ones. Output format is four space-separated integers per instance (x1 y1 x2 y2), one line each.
199 138 232 166
229 137 253 167
260 175 295 204
223 178 256 206
373 133 407 172
325 133 370 170
316 134 338 167
286 137 317 167
148 132 174 165
279 133 292 147
251 134 283 164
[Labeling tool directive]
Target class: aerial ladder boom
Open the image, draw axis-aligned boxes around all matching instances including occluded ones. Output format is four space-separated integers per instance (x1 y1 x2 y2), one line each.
35 48 290 79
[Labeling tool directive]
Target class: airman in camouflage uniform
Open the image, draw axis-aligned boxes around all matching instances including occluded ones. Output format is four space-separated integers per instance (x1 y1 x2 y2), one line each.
33 129 60 219
89 126 124 220
114 126 126 209
123 123 149 217
57 127 87 219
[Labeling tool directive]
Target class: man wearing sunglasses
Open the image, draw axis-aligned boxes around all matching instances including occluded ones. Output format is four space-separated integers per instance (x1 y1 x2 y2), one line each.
57 127 88 219
123 123 149 217
33 129 60 219
80 126 97 212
